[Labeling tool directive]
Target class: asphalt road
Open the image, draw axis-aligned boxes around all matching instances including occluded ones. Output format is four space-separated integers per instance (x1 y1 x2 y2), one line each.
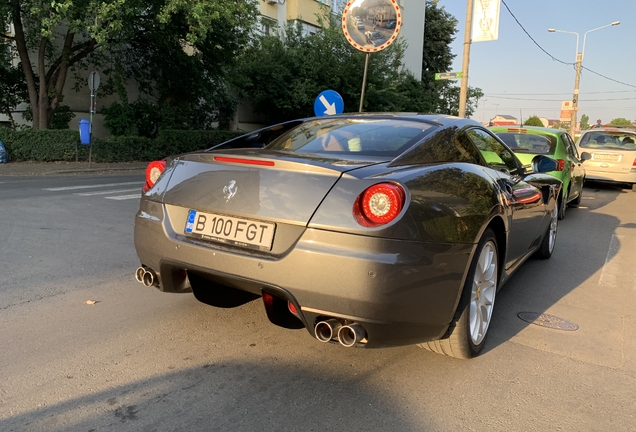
1 175 635 431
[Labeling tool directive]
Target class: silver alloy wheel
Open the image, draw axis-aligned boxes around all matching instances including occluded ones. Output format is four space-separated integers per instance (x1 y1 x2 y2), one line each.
548 204 558 253
469 240 497 345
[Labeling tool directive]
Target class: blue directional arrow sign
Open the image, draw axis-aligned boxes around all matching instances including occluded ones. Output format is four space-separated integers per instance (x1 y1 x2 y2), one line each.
314 90 344 117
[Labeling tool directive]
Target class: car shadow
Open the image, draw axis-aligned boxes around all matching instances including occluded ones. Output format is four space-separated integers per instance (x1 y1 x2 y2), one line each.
0 359 431 432
483 182 632 356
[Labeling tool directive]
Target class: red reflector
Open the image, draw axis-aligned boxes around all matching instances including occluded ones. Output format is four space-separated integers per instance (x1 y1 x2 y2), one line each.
262 292 274 307
288 301 298 314
508 128 526 133
213 156 275 166
632 158 636 167
556 159 565 171
143 160 166 192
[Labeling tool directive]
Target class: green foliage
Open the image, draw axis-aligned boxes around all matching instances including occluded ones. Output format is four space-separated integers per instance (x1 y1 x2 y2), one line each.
0 128 244 162
524 115 544 127
551 121 570 131
0 43 29 127
49 106 76 129
231 2 481 123
3 0 257 129
102 100 228 137
610 117 632 127
580 114 590 130
0 129 79 161
21 105 77 129
437 86 483 117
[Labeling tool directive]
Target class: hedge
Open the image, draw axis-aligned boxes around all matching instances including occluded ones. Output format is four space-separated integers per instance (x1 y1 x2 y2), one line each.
0 128 246 163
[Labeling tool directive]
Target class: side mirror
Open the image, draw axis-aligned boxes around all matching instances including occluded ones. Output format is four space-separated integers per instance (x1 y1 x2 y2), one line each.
531 155 559 173
580 151 592 162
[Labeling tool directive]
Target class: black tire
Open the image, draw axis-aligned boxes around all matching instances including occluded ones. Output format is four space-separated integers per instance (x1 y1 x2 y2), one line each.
535 204 558 260
420 228 499 359
557 191 567 220
569 186 582 206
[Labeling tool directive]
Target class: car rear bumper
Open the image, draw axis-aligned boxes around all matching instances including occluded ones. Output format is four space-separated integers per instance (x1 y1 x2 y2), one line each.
585 169 636 184
134 200 476 347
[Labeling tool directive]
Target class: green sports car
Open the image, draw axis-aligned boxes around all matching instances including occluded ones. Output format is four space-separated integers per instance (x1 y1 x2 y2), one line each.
490 126 590 219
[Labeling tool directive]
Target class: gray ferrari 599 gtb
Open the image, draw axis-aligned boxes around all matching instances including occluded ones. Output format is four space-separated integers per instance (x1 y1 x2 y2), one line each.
134 113 562 359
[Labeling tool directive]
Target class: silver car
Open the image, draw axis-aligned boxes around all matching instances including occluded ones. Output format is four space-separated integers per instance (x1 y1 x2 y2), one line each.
576 128 636 191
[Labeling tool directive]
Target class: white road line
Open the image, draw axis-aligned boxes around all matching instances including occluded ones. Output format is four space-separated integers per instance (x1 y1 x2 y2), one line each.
75 188 140 196
44 181 140 191
105 195 140 201
598 234 636 290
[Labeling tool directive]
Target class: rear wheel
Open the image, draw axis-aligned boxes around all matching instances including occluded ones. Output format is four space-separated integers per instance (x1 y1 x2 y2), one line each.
570 185 582 206
535 203 558 259
420 229 498 359
557 190 567 220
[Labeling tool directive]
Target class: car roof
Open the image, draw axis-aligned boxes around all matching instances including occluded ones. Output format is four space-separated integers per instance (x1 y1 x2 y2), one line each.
490 125 563 137
580 128 636 134
307 112 481 128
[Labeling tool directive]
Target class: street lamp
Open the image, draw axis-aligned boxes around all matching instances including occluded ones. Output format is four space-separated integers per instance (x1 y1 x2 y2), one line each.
548 21 620 138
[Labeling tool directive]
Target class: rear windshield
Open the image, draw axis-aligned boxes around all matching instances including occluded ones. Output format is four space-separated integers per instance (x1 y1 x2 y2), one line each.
266 118 436 158
579 132 636 151
494 132 557 155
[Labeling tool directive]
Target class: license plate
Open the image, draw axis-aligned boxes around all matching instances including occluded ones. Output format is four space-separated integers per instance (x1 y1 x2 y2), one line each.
593 154 620 161
185 210 276 250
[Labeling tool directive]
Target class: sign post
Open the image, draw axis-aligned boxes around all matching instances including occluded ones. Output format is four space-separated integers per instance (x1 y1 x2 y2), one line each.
87 71 100 167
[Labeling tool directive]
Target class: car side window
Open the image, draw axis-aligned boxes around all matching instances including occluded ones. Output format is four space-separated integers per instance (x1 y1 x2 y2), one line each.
562 134 579 159
465 128 520 175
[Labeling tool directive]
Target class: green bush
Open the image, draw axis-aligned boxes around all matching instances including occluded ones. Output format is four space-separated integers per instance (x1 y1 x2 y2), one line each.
156 130 244 156
0 129 79 161
0 128 246 162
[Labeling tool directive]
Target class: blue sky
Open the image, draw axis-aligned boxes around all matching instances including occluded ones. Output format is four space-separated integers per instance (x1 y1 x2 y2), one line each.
436 0 635 124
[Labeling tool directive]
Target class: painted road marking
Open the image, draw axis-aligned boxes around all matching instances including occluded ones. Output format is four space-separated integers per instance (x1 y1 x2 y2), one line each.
75 188 140 196
105 195 140 200
44 181 140 191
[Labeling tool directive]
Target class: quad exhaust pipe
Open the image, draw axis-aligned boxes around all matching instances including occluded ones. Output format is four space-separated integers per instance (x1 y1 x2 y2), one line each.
135 266 159 287
314 319 367 347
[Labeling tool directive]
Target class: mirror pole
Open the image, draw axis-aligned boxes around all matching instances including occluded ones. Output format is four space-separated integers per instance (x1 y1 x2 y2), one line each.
359 53 370 112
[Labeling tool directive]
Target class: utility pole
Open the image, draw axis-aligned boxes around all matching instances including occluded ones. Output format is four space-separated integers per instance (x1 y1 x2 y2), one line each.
548 21 620 138
458 0 473 118
569 52 583 138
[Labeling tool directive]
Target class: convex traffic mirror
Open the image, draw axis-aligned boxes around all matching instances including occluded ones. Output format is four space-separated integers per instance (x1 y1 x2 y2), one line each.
342 0 402 53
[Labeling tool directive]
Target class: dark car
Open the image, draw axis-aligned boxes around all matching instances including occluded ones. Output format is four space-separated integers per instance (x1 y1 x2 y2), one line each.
365 31 387 46
490 126 590 219
385 21 396 29
134 114 561 359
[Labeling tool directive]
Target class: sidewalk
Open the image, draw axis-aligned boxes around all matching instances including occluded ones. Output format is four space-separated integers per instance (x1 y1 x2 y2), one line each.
0 161 148 176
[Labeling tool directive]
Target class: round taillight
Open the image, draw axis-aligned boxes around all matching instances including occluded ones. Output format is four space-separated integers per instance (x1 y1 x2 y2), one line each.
353 183 405 227
143 160 166 192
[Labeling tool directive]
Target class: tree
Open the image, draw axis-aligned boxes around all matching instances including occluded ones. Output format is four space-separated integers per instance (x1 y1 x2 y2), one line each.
231 16 422 124
551 121 570 130
524 115 544 127
437 85 483 117
0 41 28 127
580 114 590 130
610 117 632 127
419 1 482 117
0 0 257 129
232 1 482 123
